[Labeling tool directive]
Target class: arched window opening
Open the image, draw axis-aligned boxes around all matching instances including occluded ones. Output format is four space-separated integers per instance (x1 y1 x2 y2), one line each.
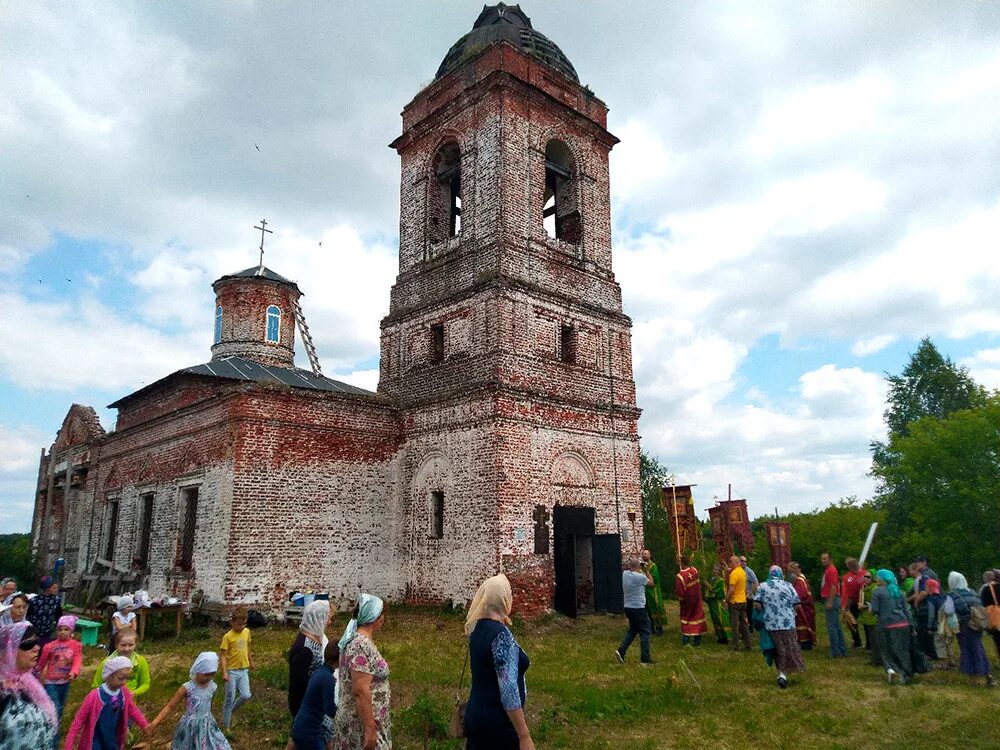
214 305 223 344
543 140 581 244
265 305 281 343
430 141 462 243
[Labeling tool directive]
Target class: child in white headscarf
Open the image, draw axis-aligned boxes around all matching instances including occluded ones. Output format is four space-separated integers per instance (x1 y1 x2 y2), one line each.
149 652 232 749
108 596 136 652
65 654 150 750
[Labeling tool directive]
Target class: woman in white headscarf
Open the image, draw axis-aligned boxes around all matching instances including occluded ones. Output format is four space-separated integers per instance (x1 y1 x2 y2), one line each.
285 600 333 749
333 594 390 750
943 571 996 687
463 574 534 750
288 600 332 719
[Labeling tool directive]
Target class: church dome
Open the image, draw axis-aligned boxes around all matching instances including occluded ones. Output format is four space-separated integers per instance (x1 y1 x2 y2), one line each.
435 3 579 83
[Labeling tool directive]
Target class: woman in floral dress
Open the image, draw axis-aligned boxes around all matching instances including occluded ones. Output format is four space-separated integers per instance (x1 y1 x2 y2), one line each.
149 651 232 750
752 565 806 688
0 622 58 750
334 594 391 750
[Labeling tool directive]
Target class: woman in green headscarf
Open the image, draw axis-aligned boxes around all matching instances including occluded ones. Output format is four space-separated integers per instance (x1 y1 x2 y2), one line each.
334 594 391 749
869 569 916 684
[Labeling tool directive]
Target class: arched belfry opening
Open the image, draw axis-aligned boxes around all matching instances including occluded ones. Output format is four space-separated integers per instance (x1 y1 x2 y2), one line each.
543 139 581 245
429 140 462 243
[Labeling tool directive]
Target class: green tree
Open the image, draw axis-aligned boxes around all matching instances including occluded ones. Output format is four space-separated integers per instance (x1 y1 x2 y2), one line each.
871 337 985 469
0 534 34 588
872 338 991 571
639 451 675 588
872 395 1000 576
748 499 884 584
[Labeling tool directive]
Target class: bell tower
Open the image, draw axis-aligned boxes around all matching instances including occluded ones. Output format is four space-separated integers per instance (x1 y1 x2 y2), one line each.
384 4 641 615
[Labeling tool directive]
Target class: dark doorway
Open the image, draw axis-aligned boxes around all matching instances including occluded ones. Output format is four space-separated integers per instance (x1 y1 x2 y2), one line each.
553 506 623 617
592 534 624 613
553 531 578 617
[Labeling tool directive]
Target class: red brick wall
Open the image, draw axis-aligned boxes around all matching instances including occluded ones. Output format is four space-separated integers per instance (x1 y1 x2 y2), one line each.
211 276 299 367
225 389 401 607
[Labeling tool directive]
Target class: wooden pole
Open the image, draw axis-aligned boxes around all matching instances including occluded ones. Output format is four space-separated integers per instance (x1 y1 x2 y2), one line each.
671 479 682 567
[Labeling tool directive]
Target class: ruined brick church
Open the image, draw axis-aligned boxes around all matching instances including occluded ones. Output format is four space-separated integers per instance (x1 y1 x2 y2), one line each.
30 4 641 616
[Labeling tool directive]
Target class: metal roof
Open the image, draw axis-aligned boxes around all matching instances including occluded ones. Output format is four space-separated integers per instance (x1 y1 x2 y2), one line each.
436 3 579 83
182 357 375 394
108 356 376 408
215 265 300 289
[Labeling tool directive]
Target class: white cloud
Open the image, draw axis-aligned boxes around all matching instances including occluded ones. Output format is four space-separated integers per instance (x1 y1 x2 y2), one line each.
799 365 885 422
961 348 1000 391
611 119 677 204
852 335 896 357
0 423 49 475
1 292 203 392
333 368 380 392
748 70 895 157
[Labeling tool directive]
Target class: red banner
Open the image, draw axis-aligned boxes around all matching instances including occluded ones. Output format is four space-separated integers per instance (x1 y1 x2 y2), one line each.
662 485 699 555
765 522 791 569
708 499 753 562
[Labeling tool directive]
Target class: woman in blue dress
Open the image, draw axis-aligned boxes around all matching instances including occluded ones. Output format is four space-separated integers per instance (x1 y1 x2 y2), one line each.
463 574 534 750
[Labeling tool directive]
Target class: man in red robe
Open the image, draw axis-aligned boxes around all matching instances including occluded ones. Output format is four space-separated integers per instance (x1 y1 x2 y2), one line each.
674 555 708 646
788 561 816 650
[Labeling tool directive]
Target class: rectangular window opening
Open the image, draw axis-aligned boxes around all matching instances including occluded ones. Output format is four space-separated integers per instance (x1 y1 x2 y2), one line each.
430 323 445 363
560 324 577 364
430 490 445 539
137 493 154 569
179 487 199 571
105 498 120 561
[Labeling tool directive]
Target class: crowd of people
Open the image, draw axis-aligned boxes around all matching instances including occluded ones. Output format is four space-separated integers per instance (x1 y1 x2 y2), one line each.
623 549 1000 690
1 551 997 749
0 572 533 750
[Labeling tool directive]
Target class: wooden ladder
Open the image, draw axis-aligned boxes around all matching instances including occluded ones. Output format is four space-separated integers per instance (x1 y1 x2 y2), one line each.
293 299 323 376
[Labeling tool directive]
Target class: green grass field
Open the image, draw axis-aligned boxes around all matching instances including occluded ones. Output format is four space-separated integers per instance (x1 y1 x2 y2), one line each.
59 603 996 750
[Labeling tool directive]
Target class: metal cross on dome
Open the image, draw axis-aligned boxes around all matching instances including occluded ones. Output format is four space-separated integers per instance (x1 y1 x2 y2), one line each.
254 218 273 268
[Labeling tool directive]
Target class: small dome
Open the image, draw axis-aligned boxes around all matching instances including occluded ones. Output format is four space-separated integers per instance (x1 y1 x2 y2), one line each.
435 3 579 83
216 265 300 291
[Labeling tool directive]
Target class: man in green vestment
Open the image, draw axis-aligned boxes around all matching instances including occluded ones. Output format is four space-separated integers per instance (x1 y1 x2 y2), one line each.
704 563 731 644
642 549 666 635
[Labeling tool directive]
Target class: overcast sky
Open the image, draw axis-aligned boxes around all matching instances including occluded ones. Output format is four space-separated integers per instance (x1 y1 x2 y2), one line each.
3 1 1000 533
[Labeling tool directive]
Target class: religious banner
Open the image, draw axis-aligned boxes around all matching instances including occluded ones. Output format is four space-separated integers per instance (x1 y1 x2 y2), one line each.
765 521 791 569
708 498 753 562
708 505 733 564
722 499 754 553
661 484 699 556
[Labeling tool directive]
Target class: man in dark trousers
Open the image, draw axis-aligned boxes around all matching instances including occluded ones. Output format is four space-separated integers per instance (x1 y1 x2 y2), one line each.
615 557 656 665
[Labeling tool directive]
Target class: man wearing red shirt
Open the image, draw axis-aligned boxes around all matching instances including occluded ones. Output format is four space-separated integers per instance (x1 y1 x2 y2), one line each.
820 552 847 658
840 558 867 649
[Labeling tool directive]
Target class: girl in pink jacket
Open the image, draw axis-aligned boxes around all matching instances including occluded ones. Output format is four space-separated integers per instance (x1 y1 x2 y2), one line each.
64 656 150 750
